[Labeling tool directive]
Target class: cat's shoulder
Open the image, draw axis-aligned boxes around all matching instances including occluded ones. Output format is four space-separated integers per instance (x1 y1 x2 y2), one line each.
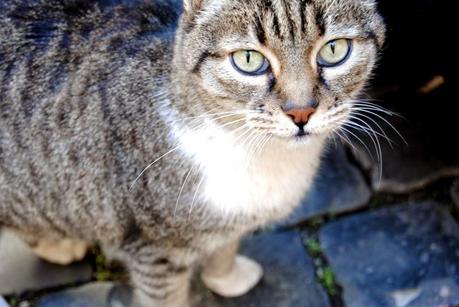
0 0 181 68
0 0 181 37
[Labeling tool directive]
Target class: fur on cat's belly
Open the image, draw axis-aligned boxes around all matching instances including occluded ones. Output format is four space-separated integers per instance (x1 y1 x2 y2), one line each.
175 120 326 220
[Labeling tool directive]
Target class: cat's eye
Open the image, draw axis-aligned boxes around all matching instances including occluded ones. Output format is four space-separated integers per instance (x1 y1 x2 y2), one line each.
317 39 352 67
231 50 270 75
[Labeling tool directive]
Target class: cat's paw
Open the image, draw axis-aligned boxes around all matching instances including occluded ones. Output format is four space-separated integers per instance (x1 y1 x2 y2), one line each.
201 254 263 297
31 239 88 265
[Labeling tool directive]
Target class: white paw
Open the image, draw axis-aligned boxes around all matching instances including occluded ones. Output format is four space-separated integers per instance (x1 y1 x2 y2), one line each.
201 255 263 297
31 239 88 265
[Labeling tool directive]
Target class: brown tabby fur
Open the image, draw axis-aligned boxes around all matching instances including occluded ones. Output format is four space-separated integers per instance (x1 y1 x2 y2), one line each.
0 0 385 306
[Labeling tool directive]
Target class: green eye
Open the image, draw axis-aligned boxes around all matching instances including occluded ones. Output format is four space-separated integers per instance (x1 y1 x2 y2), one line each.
231 50 269 75
317 39 352 67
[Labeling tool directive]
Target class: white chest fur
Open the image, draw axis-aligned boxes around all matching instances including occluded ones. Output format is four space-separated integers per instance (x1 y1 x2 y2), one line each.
176 121 326 220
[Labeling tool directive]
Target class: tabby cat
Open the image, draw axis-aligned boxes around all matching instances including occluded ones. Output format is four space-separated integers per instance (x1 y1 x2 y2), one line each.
0 0 385 306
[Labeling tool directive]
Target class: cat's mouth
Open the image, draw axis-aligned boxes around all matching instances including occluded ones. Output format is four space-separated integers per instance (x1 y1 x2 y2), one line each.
296 125 311 137
294 129 310 138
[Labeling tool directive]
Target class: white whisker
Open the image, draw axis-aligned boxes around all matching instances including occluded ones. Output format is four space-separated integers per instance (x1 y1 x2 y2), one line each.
188 175 205 220
174 165 196 216
130 145 182 190
352 108 408 145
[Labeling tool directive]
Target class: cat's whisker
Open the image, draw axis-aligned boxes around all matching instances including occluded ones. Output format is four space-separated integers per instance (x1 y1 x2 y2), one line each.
187 118 247 136
130 145 182 191
244 134 259 167
339 125 378 163
182 110 250 121
247 132 267 166
249 133 265 158
330 133 339 147
232 126 253 145
229 123 251 136
232 127 261 165
175 164 197 217
351 108 408 145
257 134 272 155
351 104 395 116
185 113 246 129
186 114 249 134
349 100 406 119
341 119 384 183
346 114 396 147
343 120 394 147
334 129 357 152
188 174 205 220
344 99 395 113
218 118 247 129
239 129 258 150
168 109 252 127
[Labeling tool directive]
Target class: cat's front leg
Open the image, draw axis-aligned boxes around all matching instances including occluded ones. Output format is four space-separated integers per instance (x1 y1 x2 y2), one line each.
121 243 192 307
201 239 263 297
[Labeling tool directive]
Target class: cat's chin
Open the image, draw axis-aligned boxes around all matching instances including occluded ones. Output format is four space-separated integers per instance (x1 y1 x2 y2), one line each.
288 136 314 147
272 133 323 148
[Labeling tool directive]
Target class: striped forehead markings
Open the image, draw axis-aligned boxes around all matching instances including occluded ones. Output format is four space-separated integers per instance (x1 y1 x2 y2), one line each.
254 0 325 43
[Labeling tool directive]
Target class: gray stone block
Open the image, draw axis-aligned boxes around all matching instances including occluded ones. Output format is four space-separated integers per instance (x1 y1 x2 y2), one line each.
0 297 9 307
38 283 113 307
320 201 459 307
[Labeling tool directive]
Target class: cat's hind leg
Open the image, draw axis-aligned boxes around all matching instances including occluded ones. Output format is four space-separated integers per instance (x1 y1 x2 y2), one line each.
201 240 263 297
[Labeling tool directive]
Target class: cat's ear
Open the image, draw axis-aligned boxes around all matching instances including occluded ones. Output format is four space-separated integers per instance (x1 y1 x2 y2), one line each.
183 0 206 15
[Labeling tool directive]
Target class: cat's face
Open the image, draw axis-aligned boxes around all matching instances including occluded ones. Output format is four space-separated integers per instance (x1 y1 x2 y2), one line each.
173 0 385 145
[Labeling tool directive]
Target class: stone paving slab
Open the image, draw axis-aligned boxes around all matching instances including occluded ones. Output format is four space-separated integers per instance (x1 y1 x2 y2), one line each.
38 283 113 307
0 297 8 307
402 279 459 307
0 230 92 296
319 200 459 307
286 144 372 225
37 232 330 307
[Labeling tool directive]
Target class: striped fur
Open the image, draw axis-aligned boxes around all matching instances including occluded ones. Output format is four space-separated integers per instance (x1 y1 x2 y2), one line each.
0 0 385 306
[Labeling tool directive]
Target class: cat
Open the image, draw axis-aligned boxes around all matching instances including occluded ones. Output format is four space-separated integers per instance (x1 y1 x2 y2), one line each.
0 0 385 306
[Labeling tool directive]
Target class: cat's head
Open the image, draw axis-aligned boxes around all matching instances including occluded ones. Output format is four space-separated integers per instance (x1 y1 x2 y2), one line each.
172 0 385 145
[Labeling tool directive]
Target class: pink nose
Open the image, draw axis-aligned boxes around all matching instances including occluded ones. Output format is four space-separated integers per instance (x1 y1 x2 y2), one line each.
285 107 316 127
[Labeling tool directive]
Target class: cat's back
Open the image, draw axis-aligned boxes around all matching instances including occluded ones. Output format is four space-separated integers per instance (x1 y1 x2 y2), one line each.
0 0 181 75
0 0 181 126
0 0 181 232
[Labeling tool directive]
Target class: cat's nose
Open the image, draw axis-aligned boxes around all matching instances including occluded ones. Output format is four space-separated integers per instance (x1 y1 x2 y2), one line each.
284 107 316 128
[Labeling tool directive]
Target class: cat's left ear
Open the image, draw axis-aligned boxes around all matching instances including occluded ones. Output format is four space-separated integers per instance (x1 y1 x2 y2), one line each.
181 0 216 28
183 0 206 15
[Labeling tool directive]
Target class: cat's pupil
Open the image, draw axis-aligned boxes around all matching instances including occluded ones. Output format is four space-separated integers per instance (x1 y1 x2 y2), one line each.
245 51 251 63
330 42 336 54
